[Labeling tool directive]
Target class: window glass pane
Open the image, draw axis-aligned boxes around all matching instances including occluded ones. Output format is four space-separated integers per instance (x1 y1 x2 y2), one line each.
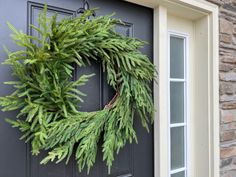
171 171 185 177
170 36 184 79
171 127 185 170
170 82 184 124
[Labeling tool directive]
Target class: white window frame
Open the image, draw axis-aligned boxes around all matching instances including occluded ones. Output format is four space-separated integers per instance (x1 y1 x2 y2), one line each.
168 32 189 177
152 2 219 177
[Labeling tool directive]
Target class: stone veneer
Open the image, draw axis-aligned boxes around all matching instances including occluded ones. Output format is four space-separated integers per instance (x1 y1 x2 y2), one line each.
207 0 236 176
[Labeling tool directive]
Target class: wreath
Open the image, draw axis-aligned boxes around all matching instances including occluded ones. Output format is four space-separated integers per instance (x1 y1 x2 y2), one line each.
0 7 155 173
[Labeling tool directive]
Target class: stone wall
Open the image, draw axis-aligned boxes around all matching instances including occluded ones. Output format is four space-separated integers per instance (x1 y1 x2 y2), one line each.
207 0 236 176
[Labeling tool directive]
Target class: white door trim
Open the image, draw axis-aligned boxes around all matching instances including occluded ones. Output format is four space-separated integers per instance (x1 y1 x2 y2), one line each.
125 1 219 177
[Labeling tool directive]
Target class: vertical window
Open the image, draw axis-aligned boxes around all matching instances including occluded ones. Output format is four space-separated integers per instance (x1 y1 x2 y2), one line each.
169 33 188 177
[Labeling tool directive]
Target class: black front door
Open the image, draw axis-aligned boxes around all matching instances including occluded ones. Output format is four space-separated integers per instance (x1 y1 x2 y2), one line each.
0 0 153 177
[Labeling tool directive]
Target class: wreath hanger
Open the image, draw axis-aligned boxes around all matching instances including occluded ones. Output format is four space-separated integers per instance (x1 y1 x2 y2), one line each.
77 0 96 17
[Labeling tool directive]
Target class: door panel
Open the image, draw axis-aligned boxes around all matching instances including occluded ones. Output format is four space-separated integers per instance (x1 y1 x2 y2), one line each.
0 0 153 177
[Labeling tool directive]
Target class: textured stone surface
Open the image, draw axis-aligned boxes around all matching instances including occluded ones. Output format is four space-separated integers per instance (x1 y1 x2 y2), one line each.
220 63 234 72
221 110 236 123
220 94 236 102
222 102 236 110
220 82 235 94
220 34 232 43
220 72 236 81
221 131 235 141
220 18 234 35
221 55 236 64
208 0 236 176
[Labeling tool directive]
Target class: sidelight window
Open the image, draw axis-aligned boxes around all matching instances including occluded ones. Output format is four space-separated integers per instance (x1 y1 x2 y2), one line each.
168 33 188 177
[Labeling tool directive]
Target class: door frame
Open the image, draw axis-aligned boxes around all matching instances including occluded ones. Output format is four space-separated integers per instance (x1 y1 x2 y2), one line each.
126 0 219 177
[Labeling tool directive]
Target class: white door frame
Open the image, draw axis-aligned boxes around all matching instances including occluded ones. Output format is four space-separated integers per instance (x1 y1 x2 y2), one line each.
126 0 219 177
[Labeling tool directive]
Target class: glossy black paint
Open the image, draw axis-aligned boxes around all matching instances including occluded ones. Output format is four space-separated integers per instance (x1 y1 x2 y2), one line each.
0 0 153 177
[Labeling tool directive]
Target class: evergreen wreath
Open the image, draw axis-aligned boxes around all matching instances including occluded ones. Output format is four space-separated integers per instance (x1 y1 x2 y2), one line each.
0 7 155 173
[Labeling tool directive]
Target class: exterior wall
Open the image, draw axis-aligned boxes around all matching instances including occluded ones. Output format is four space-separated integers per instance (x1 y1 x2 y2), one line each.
207 0 236 176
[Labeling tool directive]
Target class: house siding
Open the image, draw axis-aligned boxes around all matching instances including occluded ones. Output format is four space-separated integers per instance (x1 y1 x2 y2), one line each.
207 0 236 176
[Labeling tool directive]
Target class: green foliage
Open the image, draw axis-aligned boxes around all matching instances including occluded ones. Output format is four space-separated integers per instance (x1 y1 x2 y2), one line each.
0 6 156 174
